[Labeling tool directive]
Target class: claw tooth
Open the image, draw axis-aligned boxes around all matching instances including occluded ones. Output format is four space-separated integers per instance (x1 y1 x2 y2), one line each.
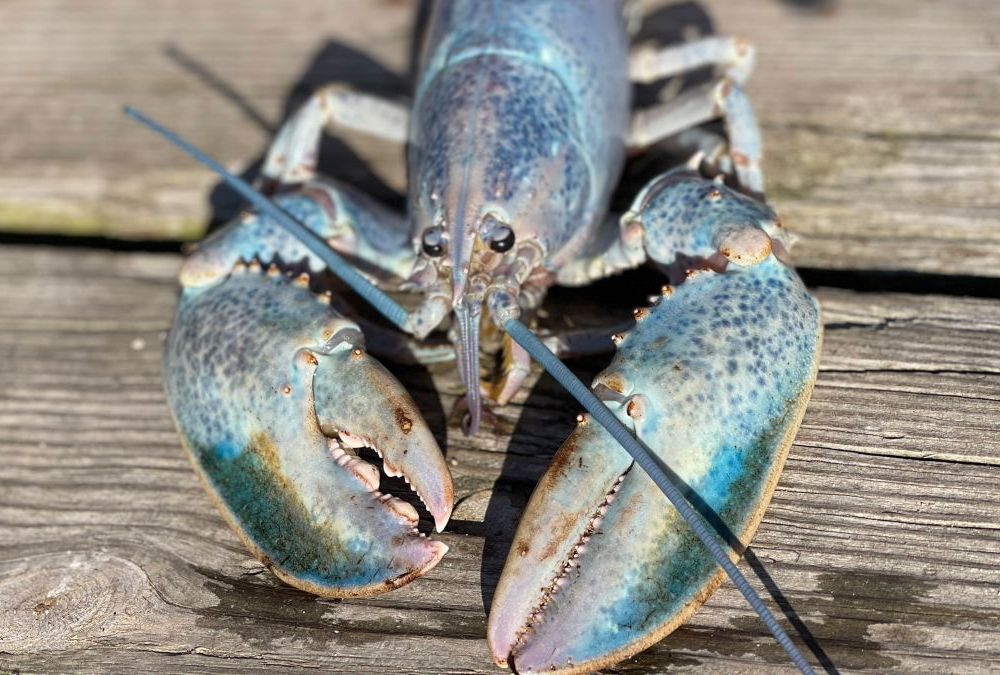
328 442 345 459
267 263 281 277
248 259 262 272
294 273 310 288
346 457 380 491
385 497 420 525
383 460 402 478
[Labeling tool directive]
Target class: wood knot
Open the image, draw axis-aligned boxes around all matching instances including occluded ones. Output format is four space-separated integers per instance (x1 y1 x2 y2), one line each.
0 551 180 652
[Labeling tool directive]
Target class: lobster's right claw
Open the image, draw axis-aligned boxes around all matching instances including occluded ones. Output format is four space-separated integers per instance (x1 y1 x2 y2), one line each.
164 266 453 597
489 227 820 672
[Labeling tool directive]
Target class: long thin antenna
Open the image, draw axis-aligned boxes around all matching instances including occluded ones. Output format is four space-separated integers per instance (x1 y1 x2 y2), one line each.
126 106 813 673
124 106 410 331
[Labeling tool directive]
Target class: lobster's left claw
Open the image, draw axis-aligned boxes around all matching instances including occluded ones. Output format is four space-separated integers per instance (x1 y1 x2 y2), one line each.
164 267 453 597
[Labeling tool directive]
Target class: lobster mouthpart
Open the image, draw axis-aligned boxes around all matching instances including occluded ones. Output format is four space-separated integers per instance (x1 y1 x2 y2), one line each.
489 257 820 673
164 266 453 597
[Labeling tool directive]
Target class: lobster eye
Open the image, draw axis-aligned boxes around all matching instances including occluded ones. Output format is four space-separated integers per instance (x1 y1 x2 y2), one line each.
421 226 446 257
488 225 515 253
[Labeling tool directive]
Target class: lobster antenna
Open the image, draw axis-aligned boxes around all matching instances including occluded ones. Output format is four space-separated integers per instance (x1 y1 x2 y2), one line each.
126 106 814 674
123 106 409 331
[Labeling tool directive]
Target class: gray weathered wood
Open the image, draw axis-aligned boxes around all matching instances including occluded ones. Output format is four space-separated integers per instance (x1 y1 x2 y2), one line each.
0 0 998 278
1 246 998 673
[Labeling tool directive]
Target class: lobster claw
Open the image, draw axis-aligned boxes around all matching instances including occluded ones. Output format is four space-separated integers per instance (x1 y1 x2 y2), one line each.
489 257 820 672
164 266 453 597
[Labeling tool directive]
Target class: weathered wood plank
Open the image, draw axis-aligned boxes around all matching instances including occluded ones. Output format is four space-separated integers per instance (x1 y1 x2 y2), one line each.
0 247 998 673
713 0 1000 277
0 1 998 278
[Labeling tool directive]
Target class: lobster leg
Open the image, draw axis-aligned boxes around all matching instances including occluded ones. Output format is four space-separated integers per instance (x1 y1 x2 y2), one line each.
629 80 763 193
627 36 763 194
629 36 756 86
488 172 820 673
262 84 409 185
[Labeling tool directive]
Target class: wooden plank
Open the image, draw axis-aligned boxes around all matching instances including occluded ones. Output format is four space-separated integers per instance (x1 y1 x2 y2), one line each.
0 0 415 240
710 0 1000 277
1 247 998 673
1 1 998 278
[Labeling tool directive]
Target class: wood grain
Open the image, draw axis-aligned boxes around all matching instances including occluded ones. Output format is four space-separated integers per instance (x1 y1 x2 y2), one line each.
0 246 998 673
0 0 998 278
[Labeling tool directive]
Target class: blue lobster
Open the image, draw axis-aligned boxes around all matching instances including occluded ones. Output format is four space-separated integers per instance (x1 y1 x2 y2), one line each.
146 2 821 672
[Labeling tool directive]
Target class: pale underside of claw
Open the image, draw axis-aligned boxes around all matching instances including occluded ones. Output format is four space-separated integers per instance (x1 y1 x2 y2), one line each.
164 265 453 597
489 257 821 674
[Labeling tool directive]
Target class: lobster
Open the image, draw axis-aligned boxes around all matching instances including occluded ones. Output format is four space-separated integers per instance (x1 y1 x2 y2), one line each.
144 1 821 672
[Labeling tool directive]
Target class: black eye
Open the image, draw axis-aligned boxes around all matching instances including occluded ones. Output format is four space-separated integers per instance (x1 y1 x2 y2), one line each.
489 225 515 253
421 227 445 257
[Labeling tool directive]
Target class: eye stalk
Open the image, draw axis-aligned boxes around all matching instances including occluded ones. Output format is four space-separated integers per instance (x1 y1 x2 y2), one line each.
488 225 515 253
421 226 446 257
